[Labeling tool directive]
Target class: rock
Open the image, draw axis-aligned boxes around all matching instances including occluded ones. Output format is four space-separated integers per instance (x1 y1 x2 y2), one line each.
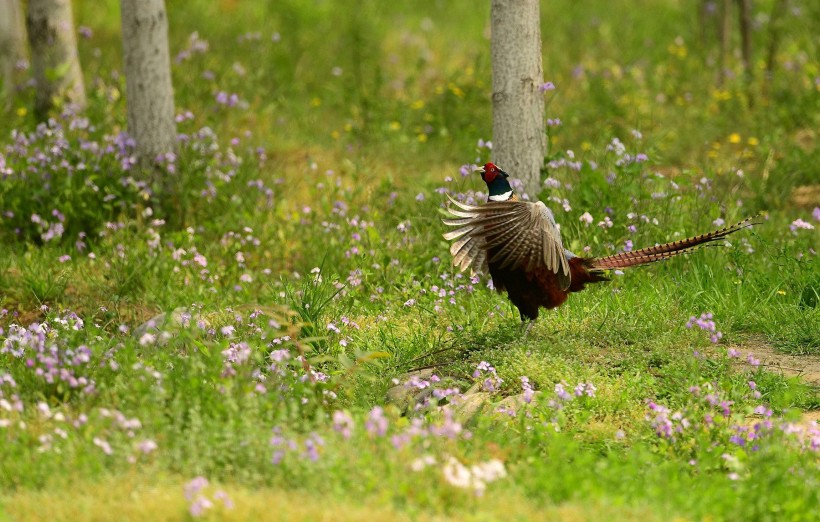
493 392 540 419
386 370 538 422
448 392 493 422
496 392 534 412
385 369 436 410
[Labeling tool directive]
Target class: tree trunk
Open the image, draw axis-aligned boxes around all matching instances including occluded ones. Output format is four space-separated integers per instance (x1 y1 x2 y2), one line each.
490 0 546 199
717 0 731 86
26 0 86 119
0 0 28 105
736 0 753 84
765 0 788 82
120 0 177 165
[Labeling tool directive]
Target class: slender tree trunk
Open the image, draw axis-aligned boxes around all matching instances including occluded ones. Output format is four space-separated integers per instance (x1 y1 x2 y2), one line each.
697 0 710 50
736 0 753 81
490 0 546 199
765 0 788 83
0 0 28 105
26 0 86 119
717 0 732 86
763 0 789 96
120 0 177 165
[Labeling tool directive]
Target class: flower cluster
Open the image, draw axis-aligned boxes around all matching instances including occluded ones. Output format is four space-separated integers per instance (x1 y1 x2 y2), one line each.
270 428 326 464
1 313 97 396
547 381 596 410
473 361 503 392
646 382 819 460
184 476 234 518
606 137 649 166
789 218 814 232
686 312 723 343
441 456 507 495
0 110 143 242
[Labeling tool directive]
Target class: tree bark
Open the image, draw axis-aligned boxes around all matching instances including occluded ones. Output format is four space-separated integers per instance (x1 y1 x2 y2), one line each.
490 0 546 199
26 0 86 118
120 0 177 165
765 0 788 82
717 0 731 86
0 0 28 105
736 0 753 84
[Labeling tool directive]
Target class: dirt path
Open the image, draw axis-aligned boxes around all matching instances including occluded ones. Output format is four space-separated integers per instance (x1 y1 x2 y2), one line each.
733 340 820 386
730 340 819 425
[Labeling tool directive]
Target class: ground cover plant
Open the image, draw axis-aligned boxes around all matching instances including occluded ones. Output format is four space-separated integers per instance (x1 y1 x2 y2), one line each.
1 0 819 520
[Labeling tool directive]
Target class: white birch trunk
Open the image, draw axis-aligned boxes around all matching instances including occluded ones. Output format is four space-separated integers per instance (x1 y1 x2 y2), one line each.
490 0 546 198
0 0 28 103
26 0 86 118
120 0 177 164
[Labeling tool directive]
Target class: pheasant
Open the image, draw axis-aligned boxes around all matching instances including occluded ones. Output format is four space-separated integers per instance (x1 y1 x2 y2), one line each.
442 162 756 324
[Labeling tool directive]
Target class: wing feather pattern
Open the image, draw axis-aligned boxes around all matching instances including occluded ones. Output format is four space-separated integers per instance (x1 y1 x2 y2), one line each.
441 195 570 289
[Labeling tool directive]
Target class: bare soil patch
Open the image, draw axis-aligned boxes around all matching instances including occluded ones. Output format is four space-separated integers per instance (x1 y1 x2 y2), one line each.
732 339 820 386
731 340 820 426
791 184 820 208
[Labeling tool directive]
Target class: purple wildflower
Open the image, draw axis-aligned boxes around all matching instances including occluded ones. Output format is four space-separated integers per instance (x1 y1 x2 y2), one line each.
332 410 354 439
554 383 572 401
137 439 158 455
521 376 534 404
790 219 815 232
303 433 324 461
190 496 213 517
184 477 209 501
365 406 388 437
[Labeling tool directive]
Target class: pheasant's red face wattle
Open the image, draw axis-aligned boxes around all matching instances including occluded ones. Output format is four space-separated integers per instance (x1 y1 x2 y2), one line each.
482 162 499 183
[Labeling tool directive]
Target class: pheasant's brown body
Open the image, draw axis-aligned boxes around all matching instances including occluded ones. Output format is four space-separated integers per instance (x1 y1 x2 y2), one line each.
443 162 756 323
487 240 609 320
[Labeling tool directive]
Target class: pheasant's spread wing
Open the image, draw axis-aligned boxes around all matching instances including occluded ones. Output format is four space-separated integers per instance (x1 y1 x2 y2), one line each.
442 196 570 289
441 197 491 275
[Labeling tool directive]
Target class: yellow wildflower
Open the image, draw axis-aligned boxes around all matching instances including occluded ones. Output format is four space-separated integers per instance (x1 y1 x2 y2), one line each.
448 83 465 98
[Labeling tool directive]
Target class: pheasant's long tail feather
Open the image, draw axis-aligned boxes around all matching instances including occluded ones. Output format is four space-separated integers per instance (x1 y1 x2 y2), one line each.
591 215 759 270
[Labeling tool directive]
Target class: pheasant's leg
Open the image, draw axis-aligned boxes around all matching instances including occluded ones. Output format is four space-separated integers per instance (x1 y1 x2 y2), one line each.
519 318 535 339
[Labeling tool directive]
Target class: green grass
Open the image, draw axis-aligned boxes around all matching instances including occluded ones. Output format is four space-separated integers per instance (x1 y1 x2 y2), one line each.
1 0 819 520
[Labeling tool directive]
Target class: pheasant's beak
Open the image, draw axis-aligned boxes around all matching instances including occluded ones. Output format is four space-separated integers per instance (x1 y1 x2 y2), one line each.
473 165 485 174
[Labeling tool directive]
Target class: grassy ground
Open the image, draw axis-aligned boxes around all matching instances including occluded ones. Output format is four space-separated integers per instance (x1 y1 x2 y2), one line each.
1 0 819 520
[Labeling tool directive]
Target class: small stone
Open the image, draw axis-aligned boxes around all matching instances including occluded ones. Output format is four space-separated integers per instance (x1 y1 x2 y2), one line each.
386 369 436 410
448 392 492 422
